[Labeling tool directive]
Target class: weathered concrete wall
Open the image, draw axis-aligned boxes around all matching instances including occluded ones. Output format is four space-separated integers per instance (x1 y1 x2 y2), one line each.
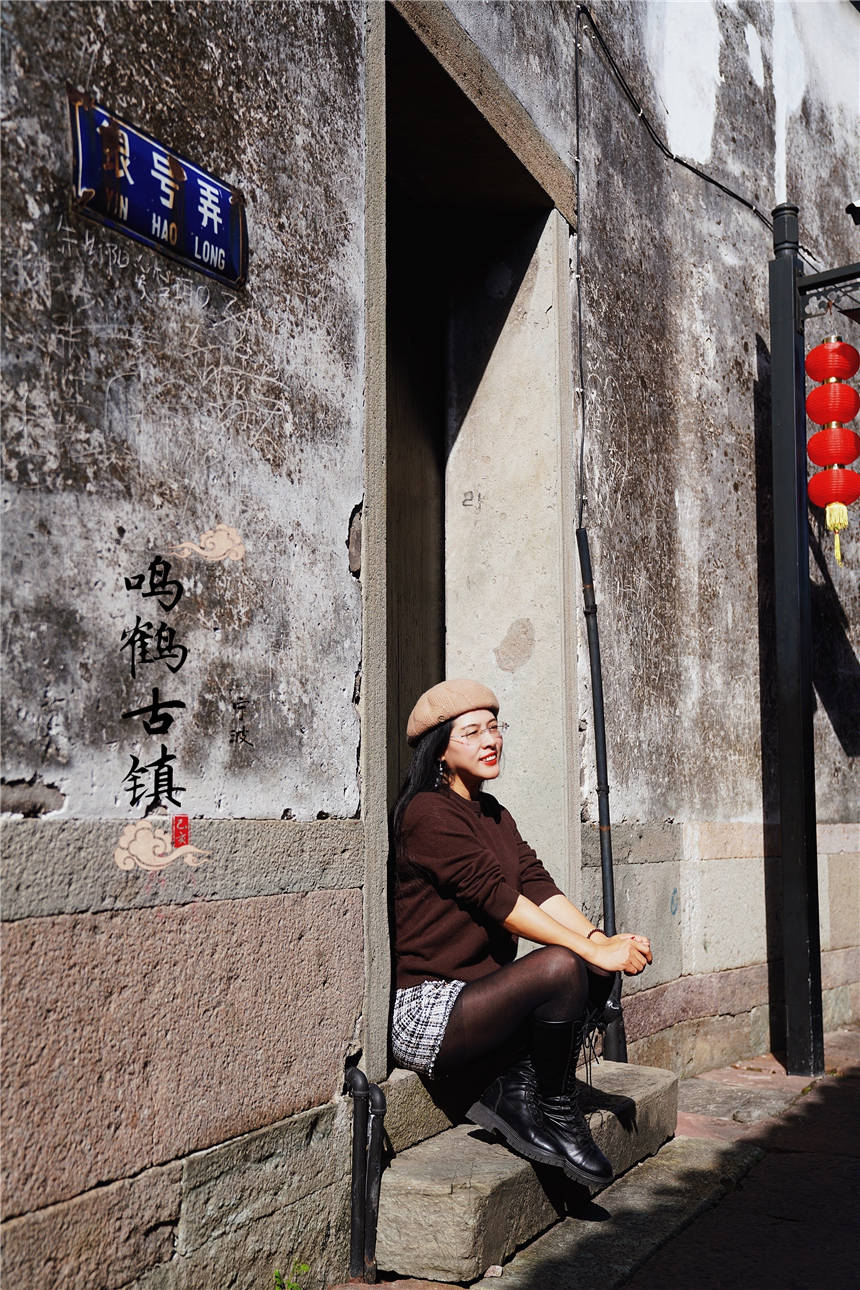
2 0 364 822
2 3 367 1286
571 0 860 1060
576 0 860 825
428 0 859 1069
571 0 860 1061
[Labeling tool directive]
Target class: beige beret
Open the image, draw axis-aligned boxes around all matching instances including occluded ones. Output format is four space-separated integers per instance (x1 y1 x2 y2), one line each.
406 678 499 744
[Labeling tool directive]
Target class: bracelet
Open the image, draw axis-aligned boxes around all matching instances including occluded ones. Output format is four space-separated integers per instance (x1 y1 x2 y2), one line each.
587 927 602 940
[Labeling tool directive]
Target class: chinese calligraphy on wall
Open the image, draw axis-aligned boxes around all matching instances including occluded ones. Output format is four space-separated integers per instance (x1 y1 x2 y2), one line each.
118 526 247 825
121 555 189 816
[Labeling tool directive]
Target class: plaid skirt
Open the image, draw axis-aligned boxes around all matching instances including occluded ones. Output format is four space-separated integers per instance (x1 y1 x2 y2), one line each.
391 978 466 1077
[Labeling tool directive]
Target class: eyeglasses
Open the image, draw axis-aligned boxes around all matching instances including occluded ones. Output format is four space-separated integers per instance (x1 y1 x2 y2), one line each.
450 721 509 745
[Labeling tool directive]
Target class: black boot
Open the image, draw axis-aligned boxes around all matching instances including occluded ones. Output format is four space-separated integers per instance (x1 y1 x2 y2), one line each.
530 1018 613 1187
465 1058 568 1170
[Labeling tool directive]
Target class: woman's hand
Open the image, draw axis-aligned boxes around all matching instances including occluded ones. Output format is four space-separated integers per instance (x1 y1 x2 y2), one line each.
503 896 652 975
591 933 652 976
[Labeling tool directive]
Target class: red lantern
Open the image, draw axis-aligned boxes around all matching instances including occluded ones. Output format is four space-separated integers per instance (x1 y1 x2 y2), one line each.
805 380 860 425
806 334 860 564
807 424 860 468
808 468 860 509
805 338 860 383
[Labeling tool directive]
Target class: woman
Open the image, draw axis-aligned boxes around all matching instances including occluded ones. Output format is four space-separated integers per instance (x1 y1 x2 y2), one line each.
391 678 652 1188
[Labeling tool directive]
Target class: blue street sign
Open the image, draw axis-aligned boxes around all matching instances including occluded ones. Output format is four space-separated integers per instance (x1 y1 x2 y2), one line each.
67 87 248 288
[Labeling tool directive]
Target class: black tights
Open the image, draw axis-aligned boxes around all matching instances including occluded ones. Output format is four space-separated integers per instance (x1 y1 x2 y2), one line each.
435 946 613 1078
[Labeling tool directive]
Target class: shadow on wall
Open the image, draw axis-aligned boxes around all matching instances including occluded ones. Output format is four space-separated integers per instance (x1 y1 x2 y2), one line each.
808 524 860 757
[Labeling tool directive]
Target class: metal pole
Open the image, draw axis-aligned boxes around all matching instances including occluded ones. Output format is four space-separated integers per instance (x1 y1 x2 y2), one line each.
363 1083 387 1283
344 1067 369 1278
576 527 627 1062
768 203 825 1076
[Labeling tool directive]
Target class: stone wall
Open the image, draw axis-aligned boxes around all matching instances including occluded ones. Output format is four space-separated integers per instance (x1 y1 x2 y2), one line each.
575 0 859 825
581 820 860 1075
2 2 366 1285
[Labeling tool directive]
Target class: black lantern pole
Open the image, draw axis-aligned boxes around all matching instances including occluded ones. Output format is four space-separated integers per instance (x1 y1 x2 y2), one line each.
768 203 825 1077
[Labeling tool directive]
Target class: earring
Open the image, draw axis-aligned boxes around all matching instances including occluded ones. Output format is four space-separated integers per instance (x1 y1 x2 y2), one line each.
435 760 447 789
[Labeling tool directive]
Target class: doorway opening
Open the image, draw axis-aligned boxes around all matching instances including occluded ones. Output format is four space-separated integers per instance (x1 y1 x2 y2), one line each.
386 5 555 803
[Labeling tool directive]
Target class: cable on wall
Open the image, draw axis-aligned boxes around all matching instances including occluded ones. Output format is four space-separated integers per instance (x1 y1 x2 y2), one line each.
574 2 587 527
576 4 777 234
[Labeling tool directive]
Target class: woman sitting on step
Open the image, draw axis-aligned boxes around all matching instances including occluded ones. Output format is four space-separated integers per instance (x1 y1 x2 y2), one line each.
390 679 652 1188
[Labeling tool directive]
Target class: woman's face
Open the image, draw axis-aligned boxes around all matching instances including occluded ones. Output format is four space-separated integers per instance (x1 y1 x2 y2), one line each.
443 708 503 798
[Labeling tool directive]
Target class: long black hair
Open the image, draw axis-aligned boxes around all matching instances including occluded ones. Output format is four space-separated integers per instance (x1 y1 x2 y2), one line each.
390 718 454 859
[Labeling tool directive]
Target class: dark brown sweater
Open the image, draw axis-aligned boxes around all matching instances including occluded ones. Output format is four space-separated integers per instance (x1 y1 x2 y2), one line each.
394 788 563 989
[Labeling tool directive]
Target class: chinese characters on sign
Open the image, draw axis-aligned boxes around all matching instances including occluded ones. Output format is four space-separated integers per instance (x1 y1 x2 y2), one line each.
67 88 248 288
121 556 188 816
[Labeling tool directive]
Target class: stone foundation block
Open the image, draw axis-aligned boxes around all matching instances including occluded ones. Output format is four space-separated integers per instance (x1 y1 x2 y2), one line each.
680 856 769 976
178 1098 352 1254
818 823 860 854
622 963 769 1040
581 822 682 866
0 1162 181 1289
127 1178 349 1290
822 984 855 1031
1 891 362 1214
581 861 682 992
0 818 364 919
683 821 775 860
821 945 860 990
628 1012 758 1078
381 1068 455 1155
824 852 860 951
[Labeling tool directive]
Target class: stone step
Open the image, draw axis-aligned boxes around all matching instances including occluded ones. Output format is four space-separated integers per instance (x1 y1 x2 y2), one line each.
375 1061 678 1284
467 1136 763 1290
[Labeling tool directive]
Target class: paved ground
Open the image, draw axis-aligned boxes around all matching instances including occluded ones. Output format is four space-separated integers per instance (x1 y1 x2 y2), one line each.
621 1025 860 1290
330 1026 859 1290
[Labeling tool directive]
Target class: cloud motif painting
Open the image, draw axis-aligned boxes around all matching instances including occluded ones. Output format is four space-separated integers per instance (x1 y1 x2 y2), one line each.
114 819 211 872
169 524 245 562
